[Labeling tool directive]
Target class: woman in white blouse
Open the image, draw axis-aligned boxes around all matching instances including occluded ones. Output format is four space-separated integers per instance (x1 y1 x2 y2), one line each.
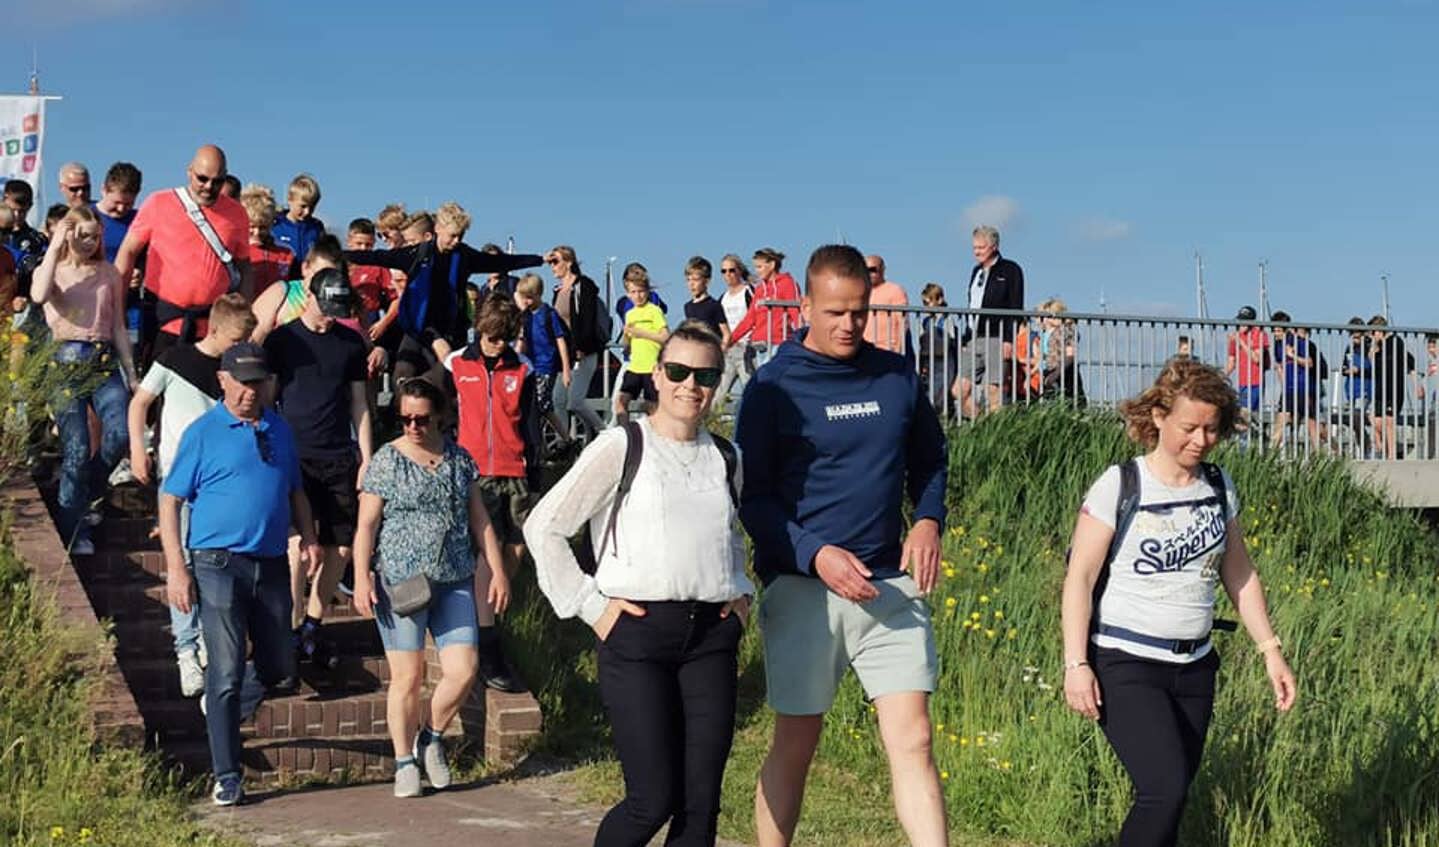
526 320 752 847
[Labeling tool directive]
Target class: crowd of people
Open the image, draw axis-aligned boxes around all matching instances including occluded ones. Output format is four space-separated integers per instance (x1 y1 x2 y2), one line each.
2 146 1303 847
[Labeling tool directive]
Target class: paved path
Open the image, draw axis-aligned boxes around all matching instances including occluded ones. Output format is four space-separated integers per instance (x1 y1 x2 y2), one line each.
196 774 748 847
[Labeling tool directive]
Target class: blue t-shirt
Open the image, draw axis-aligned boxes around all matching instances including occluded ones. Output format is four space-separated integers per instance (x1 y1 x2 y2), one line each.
271 215 325 265
1343 344 1373 400
524 302 569 375
1275 334 1316 396
92 204 136 263
162 405 302 557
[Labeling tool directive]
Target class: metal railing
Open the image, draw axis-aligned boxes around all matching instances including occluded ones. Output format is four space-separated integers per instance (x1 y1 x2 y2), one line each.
719 302 1439 463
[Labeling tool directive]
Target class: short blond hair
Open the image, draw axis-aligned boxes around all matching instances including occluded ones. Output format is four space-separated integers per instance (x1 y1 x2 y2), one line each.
920 282 946 306
239 183 277 228
287 173 321 206
623 262 651 289
403 211 434 236
515 274 544 298
209 292 258 336
1037 297 1068 315
377 203 407 232
435 201 471 234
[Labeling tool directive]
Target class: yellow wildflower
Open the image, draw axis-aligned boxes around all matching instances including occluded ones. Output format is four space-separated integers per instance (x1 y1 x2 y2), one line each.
979 594 990 604
51 826 64 839
944 597 958 608
993 610 1004 620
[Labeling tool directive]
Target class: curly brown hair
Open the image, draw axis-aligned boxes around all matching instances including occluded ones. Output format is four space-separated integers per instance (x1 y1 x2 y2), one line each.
1118 357 1239 448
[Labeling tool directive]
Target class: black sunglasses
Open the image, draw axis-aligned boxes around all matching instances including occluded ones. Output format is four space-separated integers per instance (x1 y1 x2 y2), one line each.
866 266 881 274
399 414 432 429
662 362 721 388
63 183 91 194
253 428 273 464
193 173 226 186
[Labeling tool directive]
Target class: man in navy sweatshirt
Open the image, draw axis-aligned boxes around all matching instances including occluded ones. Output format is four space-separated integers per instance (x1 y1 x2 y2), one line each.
737 244 949 847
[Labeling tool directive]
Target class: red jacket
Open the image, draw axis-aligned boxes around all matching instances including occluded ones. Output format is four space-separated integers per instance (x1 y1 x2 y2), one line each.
729 272 801 345
445 346 539 481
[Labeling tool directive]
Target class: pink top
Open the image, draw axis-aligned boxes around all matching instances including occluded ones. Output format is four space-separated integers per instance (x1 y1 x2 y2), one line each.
43 261 120 343
863 280 909 353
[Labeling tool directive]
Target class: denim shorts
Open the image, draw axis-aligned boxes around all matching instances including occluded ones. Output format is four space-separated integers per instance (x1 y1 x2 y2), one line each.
374 576 479 652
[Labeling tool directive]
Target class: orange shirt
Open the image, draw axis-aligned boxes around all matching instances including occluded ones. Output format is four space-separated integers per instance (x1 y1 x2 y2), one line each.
129 189 250 336
863 280 909 353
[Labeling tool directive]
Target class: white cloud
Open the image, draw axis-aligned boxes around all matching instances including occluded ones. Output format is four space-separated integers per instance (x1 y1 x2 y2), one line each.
1076 216 1133 242
960 194 1020 232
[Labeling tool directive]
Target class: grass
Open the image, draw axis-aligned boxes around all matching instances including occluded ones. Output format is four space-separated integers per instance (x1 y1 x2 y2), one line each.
505 402 1439 847
0 531 244 847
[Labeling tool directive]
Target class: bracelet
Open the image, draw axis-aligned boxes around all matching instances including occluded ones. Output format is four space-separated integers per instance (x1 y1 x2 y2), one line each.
1063 659 1089 671
1255 636 1282 654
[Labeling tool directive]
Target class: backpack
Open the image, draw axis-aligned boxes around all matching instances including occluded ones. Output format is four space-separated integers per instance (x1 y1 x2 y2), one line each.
1088 458 1237 634
575 421 739 573
570 278 613 351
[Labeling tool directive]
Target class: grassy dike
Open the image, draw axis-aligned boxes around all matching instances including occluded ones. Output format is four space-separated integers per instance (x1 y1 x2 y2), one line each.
0 538 244 847
507 403 1439 847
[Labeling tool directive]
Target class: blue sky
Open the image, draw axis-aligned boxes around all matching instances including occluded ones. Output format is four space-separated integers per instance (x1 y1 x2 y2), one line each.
7 0 1438 325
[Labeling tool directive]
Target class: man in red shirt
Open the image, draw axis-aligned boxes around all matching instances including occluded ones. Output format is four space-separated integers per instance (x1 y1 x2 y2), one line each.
1226 305 1269 430
115 145 251 360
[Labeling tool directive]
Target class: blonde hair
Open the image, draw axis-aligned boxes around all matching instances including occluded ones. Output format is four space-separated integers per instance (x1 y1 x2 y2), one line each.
287 173 321 206
377 203 407 232
1118 358 1239 448
1037 297 1069 315
239 183 278 229
920 282 946 307
515 274 544 298
403 211 434 236
209 292 258 336
435 201 471 234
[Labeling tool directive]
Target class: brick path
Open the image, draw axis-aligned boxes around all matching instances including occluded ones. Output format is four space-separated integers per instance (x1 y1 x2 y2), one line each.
195 774 749 847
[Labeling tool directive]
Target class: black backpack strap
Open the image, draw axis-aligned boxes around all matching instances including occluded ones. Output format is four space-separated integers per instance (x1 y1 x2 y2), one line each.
1198 462 1229 526
710 432 739 508
597 421 644 563
1091 459 1141 629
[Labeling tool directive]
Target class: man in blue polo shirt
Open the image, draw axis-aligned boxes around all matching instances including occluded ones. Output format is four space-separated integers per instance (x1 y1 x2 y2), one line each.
738 245 949 847
160 342 322 808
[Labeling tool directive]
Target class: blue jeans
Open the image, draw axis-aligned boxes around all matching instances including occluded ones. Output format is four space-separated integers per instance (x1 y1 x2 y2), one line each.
193 549 295 780
375 576 479 652
54 341 129 545
168 500 201 654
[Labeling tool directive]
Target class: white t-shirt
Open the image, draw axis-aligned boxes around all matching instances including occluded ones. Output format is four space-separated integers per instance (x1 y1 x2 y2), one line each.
139 345 223 478
1081 458 1240 663
720 286 752 336
524 418 754 626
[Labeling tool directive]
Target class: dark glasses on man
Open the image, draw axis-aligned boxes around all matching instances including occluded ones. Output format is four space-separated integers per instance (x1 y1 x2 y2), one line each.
193 173 225 186
866 266 881 274
63 183 90 194
662 362 721 388
399 414 432 429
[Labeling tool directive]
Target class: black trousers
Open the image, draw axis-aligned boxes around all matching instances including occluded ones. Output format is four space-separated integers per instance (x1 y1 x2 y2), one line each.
1094 646 1220 847
596 600 743 847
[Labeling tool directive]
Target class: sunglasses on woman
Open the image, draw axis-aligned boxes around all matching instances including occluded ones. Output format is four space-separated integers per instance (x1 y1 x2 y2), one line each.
661 362 722 388
399 414 432 429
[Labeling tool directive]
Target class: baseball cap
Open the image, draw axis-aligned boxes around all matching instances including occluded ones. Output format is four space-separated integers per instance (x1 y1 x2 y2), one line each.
310 267 354 318
220 342 272 382
1236 305 1256 320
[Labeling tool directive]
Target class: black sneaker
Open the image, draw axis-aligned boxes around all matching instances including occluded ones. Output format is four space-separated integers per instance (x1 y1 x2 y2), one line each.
478 642 523 693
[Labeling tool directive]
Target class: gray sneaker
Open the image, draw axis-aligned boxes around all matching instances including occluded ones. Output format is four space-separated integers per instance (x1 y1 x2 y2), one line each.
393 759 422 798
415 731 451 789
177 649 205 698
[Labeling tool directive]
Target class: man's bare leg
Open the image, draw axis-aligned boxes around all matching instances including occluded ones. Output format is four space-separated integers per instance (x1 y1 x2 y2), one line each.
755 713 823 847
875 691 948 847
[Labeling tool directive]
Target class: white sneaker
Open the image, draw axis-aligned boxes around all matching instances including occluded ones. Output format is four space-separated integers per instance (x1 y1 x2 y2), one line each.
70 538 95 556
178 649 205 698
393 759 422 798
82 510 103 528
415 731 451 789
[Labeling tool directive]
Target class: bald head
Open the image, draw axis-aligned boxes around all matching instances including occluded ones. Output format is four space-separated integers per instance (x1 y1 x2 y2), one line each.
187 145 229 207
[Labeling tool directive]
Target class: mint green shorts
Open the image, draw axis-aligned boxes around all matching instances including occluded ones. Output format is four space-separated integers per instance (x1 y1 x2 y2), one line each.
758 574 938 715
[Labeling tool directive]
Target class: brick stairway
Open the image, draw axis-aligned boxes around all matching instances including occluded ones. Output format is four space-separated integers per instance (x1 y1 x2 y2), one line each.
68 486 542 785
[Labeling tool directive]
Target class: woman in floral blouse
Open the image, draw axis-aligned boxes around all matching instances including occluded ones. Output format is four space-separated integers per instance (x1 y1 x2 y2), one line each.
352 378 509 798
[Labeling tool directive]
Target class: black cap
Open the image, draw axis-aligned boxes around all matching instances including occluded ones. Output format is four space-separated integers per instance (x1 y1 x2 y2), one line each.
220 342 271 382
1236 305 1256 320
310 267 354 318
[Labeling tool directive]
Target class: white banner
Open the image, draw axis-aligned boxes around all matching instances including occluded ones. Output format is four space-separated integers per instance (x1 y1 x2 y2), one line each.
0 96 46 225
